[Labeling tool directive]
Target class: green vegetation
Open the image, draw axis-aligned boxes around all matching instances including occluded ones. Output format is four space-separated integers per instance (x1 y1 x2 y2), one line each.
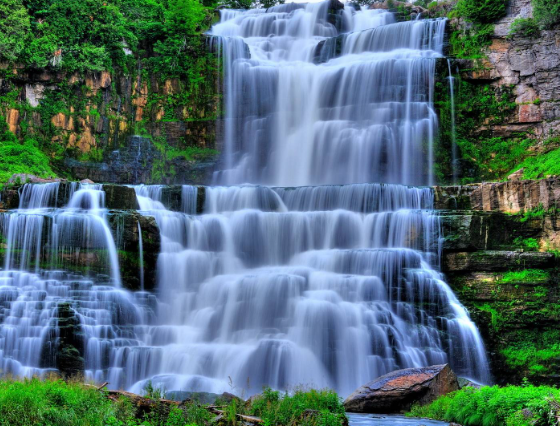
497 269 549 284
509 146 560 180
0 0 215 73
0 377 118 426
0 122 56 182
408 385 560 426
246 387 347 426
509 17 540 38
434 79 525 183
500 330 560 377
512 236 540 250
533 0 560 29
448 22 494 58
0 378 347 426
454 0 507 24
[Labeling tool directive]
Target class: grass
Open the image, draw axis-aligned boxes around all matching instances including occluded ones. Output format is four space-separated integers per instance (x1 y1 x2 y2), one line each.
0 134 56 183
0 377 114 426
510 147 560 180
408 385 560 426
245 387 347 426
0 378 347 426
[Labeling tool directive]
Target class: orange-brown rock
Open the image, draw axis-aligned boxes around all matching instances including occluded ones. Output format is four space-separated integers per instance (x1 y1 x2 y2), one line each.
343 364 459 413
6 109 20 134
434 178 560 213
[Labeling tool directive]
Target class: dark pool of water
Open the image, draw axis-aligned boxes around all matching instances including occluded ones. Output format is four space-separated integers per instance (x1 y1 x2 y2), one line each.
348 413 449 426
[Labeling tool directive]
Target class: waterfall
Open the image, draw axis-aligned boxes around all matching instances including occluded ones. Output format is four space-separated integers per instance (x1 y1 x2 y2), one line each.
210 3 445 186
0 0 489 398
0 182 138 380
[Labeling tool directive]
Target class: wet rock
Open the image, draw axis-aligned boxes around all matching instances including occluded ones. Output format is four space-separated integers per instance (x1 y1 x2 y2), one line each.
0 188 20 209
108 211 160 291
104 184 140 210
55 302 85 378
344 364 459 413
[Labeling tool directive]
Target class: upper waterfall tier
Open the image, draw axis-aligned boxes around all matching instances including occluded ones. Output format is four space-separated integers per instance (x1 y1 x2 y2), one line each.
210 2 446 187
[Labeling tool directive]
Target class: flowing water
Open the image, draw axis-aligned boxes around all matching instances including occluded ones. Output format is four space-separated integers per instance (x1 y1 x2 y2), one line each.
0 0 489 399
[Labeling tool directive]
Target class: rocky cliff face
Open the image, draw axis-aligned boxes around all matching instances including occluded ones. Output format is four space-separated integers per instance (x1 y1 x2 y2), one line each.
438 178 560 384
0 36 221 184
455 0 560 141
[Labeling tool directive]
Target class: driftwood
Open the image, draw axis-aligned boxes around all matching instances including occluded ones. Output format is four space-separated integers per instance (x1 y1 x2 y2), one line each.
85 384 263 424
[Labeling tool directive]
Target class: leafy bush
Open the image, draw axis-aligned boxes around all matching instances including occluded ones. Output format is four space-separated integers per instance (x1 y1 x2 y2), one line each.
512 236 540 250
455 0 508 24
509 17 540 37
533 0 560 29
500 330 560 378
0 0 31 63
408 385 560 426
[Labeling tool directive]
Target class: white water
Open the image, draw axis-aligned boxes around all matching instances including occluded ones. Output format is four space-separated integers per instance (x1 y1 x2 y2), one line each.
210 3 445 186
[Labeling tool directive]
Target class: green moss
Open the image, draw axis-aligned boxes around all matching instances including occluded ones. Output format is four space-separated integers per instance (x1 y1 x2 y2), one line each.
498 270 550 285
512 237 540 250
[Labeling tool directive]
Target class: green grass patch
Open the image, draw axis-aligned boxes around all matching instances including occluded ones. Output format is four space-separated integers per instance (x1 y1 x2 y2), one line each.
497 269 550 284
408 385 560 426
246 387 347 426
509 147 560 180
0 130 56 183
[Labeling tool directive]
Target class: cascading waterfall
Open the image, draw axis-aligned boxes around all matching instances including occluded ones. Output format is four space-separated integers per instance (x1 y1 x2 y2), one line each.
210 2 445 186
0 0 490 398
0 182 147 380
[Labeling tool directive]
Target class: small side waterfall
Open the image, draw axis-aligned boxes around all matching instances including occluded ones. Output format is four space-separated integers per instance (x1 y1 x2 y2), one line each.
448 59 459 184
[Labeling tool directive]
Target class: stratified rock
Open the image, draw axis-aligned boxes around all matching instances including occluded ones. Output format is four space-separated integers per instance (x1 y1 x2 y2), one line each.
443 251 555 272
343 364 459 413
434 177 560 213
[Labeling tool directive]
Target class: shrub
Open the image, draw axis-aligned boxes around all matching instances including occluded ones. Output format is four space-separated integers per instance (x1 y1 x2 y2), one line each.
455 0 508 24
498 269 549 284
509 17 540 37
533 0 560 29
408 385 560 426
0 0 31 62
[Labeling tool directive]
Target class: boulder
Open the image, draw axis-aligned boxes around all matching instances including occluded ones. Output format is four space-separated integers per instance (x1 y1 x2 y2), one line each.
343 364 459 413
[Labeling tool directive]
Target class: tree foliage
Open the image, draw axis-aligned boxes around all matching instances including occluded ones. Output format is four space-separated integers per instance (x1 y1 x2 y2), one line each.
0 0 31 62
